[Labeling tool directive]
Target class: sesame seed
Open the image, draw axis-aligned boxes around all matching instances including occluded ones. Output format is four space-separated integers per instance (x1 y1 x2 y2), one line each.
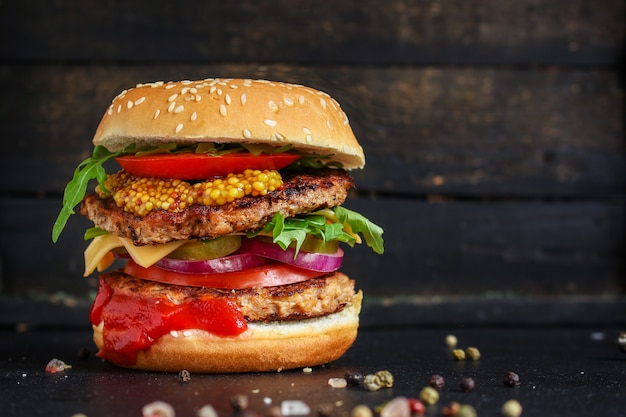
117 104 122 113
299 96 305 104
190 87 198 94
127 100 134 109
243 128 252 139
181 87 190 94
174 105 184 113
217 88 222 95
268 100 278 112
303 127 312 135
306 135 312 143
134 97 146 105
327 120 334 130
168 102 176 112
176 123 183 133
154 109 161 119
210 86 217 94
165 84 176 89
219 104 227 116
240 94 247 105
284 97 294 106
230 84 238 89
195 94 202 101
274 132 286 141
264 119 277 128
319 98 327 109
225 94 232 105
107 106 113 115
168 93 178 102
190 111 197 121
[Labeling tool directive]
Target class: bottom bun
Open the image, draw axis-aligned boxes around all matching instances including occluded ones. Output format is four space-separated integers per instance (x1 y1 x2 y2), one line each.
93 291 362 373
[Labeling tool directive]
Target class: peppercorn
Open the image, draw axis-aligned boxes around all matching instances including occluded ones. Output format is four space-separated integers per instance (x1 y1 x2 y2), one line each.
459 377 475 392
465 347 481 361
441 402 461 416
419 386 439 406
350 405 373 417
230 394 249 411
501 399 523 417
457 404 477 417
375 370 394 388
445 334 458 348
179 369 191 383
142 401 175 417
363 374 382 391
345 371 364 387
428 374 445 390
407 398 425 415
452 349 466 361
198 405 218 417
617 331 626 353
502 371 521 387
380 397 409 417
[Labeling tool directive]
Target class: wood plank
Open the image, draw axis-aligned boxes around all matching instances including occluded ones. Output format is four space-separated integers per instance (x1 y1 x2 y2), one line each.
1 197 622 299
1 64 622 197
0 0 622 66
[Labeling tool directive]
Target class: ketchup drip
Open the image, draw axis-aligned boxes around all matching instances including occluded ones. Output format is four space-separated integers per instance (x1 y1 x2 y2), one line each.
90 278 248 365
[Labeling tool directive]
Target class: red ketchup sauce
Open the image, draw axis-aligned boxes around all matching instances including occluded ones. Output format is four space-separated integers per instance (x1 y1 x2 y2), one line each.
90 278 248 365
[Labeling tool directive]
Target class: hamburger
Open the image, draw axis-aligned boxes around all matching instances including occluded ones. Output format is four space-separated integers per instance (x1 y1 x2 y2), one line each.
52 78 383 373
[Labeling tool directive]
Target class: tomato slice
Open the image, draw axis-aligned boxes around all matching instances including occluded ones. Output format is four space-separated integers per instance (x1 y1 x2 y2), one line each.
124 259 323 289
116 153 300 180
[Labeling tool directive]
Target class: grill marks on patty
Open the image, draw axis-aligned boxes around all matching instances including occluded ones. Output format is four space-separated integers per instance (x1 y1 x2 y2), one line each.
80 169 354 245
101 271 356 322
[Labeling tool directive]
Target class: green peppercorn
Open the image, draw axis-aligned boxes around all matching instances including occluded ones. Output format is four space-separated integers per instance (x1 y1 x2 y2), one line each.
363 374 382 391
457 404 477 417
501 399 523 417
419 386 439 406
465 347 481 361
375 370 394 388
452 349 466 361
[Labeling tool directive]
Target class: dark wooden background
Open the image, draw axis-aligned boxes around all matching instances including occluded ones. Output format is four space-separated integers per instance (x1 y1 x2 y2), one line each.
0 0 624 326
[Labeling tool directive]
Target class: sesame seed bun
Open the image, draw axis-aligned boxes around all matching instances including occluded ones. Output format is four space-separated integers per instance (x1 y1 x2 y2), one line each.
93 78 365 170
92 291 362 373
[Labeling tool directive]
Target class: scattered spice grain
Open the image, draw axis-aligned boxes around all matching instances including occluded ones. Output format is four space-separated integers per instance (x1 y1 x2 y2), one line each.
350 405 373 417
328 378 347 388
317 402 334 417
142 401 175 417
407 398 425 415
419 386 439 406
452 349 466 361
445 334 458 347
459 377 476 392
441 401 461 416
502 371 521 387
363 374 382 391
380 397 409 417
344 371 364 387
501 399 523 417
197 405 218 417
617 331 626 353
179 369 191 383
230 394 249 411
457 404 477 417
465 347 481 361
428 374 445 390
375 370 394 388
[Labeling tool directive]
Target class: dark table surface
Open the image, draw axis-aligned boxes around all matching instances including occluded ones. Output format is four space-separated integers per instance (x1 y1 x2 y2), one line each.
1 323 625 417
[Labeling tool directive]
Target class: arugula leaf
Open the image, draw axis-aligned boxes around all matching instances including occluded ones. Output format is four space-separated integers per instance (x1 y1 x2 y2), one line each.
52 146 123 242
334 206 385 254
251 207 384 256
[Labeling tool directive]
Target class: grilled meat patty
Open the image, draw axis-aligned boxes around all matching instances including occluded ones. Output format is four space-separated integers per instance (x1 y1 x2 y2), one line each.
99 270 356 322
80 169 354 245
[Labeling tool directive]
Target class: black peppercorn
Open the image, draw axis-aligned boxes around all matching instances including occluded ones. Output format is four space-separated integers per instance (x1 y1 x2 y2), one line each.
429 374 446 390
459 376 475 392
502 371 520 387
344 371 364 387
179 369 191 383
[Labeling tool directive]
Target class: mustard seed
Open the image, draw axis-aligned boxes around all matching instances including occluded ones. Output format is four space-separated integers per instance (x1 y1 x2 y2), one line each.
363 374 382 391
445 334 458 347
419 386 439 405
428 374 445 390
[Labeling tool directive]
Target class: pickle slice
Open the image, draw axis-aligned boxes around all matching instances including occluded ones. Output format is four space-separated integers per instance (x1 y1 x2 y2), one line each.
168 235 242 260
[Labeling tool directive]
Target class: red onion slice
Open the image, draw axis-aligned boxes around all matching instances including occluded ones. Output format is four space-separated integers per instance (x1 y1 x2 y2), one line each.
155 252 269 274
240 238 343 272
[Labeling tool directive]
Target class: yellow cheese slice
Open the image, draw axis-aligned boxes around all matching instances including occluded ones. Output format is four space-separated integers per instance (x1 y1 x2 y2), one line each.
84 234 186 276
